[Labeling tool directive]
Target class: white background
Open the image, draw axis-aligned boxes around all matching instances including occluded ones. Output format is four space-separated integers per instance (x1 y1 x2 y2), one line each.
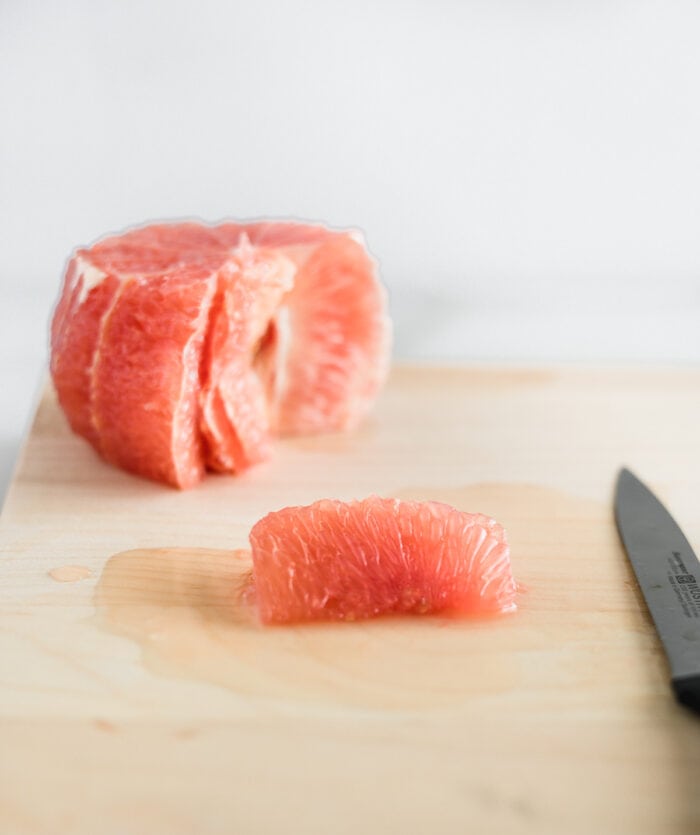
2 0 700 499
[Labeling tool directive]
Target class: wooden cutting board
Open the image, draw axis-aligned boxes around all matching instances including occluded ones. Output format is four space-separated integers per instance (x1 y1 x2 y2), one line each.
2 366 700 835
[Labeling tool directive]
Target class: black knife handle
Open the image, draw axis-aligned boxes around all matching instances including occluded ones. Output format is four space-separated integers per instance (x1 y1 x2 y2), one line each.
672 675 700 715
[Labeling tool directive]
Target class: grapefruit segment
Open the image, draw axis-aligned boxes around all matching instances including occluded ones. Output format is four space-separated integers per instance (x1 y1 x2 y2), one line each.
50 257 120 446
270 235 390 434
249 497 517 624
50 220 390 487
91 266 218 488
199 241 295 472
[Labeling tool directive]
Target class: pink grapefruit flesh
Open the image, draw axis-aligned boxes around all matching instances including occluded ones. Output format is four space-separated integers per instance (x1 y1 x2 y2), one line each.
249 496 517 624
50 221 390 487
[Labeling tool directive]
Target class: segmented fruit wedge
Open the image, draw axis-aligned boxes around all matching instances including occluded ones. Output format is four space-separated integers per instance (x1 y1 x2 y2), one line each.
249 496 517 624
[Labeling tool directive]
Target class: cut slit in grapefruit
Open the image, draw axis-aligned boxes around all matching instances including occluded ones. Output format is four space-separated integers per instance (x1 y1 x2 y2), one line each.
249 496 518 624
50 221 391 488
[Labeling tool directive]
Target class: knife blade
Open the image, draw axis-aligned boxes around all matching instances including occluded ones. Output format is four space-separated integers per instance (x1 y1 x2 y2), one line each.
614 468 700 715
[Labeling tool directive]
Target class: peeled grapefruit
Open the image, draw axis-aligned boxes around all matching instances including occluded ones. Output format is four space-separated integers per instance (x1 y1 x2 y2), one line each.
249 497 517 624
50 221 390 488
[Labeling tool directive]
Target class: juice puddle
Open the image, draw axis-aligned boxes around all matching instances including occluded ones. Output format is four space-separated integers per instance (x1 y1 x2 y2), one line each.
49 565 92 582
94 483 612 709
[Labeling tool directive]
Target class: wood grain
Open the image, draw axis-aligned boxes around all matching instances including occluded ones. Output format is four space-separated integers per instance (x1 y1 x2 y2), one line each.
1 366 700 835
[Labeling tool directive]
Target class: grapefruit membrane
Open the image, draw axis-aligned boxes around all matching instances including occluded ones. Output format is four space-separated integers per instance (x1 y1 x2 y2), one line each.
249 496 517 624
50 220 390 487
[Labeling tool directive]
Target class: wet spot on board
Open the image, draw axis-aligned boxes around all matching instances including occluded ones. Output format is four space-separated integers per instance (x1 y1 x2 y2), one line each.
49 565 92 583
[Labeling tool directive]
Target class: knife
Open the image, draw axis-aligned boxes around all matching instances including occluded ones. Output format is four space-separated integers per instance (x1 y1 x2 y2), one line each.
614 468 700 715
